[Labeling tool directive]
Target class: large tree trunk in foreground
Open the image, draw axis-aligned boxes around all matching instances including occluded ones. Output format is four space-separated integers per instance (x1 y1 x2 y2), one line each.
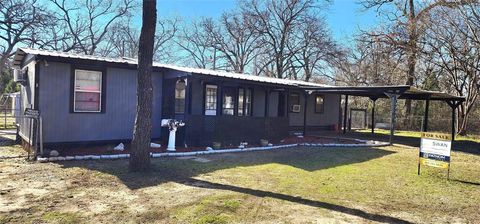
129 0 157 172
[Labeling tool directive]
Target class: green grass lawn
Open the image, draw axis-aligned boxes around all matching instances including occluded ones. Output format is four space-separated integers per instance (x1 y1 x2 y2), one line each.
357 129 480 143
335 129 480 155
1 144 479 223
0 116 16 130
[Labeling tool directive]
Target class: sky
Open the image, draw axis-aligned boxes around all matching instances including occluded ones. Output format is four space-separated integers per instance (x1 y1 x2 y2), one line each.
156 0 382 46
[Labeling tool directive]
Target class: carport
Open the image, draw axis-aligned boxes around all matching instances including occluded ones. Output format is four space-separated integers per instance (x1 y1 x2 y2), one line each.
301 85 465 144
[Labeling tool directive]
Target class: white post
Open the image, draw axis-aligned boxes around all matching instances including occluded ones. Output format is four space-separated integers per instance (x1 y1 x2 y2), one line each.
161 119 185 152
167 127 177 151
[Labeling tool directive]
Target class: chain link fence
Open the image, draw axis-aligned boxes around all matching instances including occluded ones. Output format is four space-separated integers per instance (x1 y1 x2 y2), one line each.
0 93 20 146
366 115 480 134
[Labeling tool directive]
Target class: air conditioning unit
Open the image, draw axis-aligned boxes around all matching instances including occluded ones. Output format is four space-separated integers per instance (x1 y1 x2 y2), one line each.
13 68 27 83
292 104 301 112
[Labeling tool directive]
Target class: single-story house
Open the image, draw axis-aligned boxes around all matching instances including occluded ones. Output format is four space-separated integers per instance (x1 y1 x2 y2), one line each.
11 48 464 152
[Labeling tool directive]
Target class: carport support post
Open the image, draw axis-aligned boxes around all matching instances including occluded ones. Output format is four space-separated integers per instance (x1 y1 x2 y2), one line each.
343 95 348 134
423 99 430 132
264 88 271 117
446 100 461 142
451 106 455 142
303 91 310 136
385 93 400 145
369 97 377 133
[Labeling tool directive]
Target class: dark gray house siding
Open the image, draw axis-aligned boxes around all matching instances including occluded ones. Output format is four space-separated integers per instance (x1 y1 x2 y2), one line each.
159 71 292 147
36 62 163 143
13 48 343 149
289 93 341 131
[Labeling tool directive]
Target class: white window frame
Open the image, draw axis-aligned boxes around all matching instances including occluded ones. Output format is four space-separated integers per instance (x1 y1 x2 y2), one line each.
205 84 217 116
174 79 186 114
73 69 102 113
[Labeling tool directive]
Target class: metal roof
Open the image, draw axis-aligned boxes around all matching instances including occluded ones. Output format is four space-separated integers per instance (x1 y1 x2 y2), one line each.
13 48 329 88
12 48 465 101
306 85 465 101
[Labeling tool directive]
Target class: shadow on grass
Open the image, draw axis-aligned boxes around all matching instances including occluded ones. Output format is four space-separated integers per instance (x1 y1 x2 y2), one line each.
452 179 480 186
331 131 480 155
181 177 412 224
58 146 413 223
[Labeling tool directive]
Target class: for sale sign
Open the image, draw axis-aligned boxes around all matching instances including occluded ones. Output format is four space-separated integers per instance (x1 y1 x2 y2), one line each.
419 132 452 169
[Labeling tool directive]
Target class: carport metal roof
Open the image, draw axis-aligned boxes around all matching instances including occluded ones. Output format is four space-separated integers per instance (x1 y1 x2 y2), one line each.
304 85 465 102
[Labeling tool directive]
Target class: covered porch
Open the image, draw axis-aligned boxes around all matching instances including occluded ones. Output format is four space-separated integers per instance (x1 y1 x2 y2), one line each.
161 68 296 147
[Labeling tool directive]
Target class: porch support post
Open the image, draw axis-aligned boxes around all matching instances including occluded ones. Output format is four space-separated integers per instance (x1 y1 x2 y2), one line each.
422 98 430 132
286 89 290 118
369 97 377 133
303 91 310 136
185 78 191 115
385 93 400 145
217 83 222 115
343 95 349 134
264 88 270 117
451 105 456 142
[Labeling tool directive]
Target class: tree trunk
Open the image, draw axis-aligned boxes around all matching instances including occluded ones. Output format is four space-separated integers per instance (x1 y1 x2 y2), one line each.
457 104 469 136
129 0 157 172
405 0 417 116
0 49 13 75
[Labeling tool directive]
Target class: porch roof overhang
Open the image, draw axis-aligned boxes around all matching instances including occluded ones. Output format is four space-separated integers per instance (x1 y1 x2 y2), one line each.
304 85 465 102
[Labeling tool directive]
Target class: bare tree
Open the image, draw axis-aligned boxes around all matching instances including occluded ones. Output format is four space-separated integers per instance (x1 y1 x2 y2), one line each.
49 0 135 55
0 0 51 73
200 11 260 73
241 0 318 78
101 18 140 58
101 16 179 62
129 0 157 172
291 15 339 82
334 39 405 86
423 4 480 135
360 0 473 114
176 20 216 69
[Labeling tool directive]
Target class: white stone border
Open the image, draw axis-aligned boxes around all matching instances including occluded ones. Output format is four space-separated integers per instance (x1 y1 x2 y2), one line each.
37 141 390 162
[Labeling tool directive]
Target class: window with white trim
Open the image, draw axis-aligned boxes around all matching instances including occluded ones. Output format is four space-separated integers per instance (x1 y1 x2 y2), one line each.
315 95 325 113
74 69 102 112
238 88 252 116
205 84 217 115
175 79 186 114
222 87 235 115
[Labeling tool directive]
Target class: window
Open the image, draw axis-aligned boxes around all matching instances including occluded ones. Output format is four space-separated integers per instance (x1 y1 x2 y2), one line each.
175 79 186 114
74 69 102 112
315 95 325 113
205 85 217 115
238 88 252 116
222 88 235 115
289 93 300 112
238 89 244 116
245 88 252 116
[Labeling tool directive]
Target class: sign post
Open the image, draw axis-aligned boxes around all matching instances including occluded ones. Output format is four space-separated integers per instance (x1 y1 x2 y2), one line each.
24 108 43 158
418 132 452 179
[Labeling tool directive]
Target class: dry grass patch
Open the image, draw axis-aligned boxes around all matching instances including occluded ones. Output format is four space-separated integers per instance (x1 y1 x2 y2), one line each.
0 143 479 223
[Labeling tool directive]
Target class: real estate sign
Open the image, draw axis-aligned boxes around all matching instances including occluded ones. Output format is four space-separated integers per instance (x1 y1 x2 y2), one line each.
419 132 452 169
24 108 40 118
